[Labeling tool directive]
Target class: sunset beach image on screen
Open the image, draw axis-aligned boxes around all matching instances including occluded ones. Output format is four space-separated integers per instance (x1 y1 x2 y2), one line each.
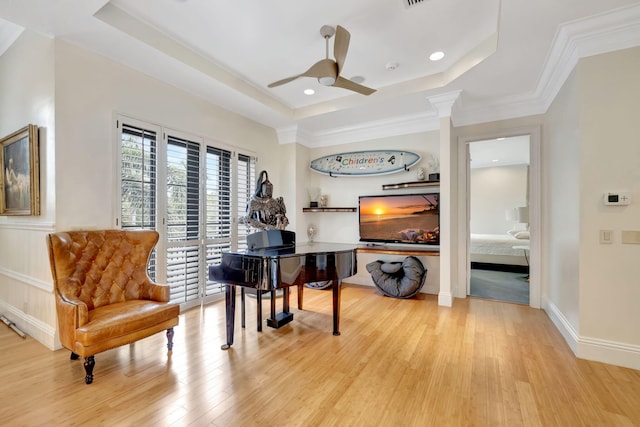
358 193 439 245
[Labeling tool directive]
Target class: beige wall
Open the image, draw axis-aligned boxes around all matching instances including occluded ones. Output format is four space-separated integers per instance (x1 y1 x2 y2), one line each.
470 164 528 235
542 67 581 343
542 46 640 369
0 30 57 347
576 47 640 357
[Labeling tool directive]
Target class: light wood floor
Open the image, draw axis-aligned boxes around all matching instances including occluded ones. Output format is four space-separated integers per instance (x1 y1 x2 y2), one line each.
1 284 639 426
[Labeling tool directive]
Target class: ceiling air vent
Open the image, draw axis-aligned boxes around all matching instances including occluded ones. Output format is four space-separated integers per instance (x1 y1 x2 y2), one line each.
404 0 428 8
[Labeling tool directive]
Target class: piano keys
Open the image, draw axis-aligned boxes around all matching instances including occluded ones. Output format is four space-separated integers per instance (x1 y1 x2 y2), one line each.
209 240 357 349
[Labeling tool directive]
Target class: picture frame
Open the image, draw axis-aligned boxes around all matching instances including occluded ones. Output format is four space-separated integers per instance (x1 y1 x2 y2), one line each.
0 124 40 215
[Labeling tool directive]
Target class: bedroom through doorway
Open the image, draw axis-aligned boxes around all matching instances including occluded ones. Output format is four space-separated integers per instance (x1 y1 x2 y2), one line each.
468 136 530 305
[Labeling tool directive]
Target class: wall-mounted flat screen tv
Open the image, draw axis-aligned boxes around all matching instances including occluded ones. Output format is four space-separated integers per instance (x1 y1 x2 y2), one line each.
359 193 439 246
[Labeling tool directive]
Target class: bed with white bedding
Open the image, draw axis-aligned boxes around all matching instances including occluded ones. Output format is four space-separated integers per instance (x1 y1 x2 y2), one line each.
470 233 529 266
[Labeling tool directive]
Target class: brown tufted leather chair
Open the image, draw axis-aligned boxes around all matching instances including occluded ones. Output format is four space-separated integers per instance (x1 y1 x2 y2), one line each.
47 229 180 384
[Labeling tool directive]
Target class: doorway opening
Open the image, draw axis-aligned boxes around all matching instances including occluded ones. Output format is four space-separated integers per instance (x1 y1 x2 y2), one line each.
468 136 530 304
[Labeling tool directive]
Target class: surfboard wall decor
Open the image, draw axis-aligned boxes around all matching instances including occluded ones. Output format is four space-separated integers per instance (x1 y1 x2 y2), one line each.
310 150 421 177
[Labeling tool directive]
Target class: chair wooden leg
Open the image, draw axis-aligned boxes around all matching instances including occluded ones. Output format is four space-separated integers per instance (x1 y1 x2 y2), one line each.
166 327 174 351
84 356 95 384
70 352 80 360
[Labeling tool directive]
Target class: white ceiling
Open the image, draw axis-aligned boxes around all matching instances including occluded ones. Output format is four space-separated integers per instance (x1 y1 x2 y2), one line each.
469 135 529 169
1 0 640 147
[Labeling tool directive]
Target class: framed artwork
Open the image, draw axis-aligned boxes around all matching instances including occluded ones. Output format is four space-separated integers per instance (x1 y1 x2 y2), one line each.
0 124 40 215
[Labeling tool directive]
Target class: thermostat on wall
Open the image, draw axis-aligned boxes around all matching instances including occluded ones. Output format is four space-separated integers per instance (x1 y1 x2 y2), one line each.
604 192 631 206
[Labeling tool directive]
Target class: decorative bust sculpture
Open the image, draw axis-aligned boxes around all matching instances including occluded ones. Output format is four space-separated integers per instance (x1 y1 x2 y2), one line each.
243 170 289 230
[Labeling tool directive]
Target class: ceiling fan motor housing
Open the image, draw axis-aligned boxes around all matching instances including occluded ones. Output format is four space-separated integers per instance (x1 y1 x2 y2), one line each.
320 25 335 38
318 76 336 86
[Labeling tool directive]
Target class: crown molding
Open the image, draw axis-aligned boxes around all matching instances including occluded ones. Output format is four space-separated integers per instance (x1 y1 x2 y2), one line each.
537 3 640 111
427 90 462 118
0 18 23 57
276 125 310 146
455 3 640 127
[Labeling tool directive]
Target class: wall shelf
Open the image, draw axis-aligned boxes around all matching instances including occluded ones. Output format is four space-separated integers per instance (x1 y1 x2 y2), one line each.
302 207 357 213
357 246 440 256
382 180 440 190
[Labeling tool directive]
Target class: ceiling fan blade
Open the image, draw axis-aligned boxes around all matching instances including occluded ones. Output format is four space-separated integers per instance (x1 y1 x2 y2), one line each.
268 75 302 88
332 76 376 96
268 59 337 89
334 25 350 74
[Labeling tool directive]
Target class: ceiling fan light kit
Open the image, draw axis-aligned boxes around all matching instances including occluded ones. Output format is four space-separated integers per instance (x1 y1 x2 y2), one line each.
268 25 376 96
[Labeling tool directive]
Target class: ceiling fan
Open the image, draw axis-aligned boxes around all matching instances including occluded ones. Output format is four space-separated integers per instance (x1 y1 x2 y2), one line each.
268 25 376 96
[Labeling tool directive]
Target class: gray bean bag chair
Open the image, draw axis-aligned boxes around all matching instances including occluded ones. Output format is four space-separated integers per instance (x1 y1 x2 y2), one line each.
366 256 426 298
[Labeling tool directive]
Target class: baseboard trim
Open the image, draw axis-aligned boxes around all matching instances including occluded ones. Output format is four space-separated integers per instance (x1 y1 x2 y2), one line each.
542 298 579 353
578 337 640 371
438 291 453 307
0 301 58 350
543 297 640 370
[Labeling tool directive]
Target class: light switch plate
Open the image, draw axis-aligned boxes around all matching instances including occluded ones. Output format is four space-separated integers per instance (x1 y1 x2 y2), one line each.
621 230 640 244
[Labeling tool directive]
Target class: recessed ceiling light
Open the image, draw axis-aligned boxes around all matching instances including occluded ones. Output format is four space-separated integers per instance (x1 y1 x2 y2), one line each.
350 75 365 84
429 51 445 61
492 159 499 162
385 62 399 71
304 89 315 95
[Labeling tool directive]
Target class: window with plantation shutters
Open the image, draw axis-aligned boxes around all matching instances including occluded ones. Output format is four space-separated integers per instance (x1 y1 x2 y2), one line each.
166 136 202 304
120 125 157 231
116 116 256 309
119 123 158 278
203 151 255 296
236 153 255 250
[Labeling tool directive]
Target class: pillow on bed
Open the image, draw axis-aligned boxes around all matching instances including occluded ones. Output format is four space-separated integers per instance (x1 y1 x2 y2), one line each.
514 231 530 239
507 229 519 236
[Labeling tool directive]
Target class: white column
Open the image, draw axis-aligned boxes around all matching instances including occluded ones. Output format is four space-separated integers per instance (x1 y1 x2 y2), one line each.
427 91 461 307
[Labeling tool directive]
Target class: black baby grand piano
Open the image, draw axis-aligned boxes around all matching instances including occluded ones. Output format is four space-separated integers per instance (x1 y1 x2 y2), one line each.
208 230 357 349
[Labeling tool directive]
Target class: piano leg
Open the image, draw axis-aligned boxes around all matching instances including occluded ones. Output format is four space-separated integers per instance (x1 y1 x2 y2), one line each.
297 284 304 310
241 288 246 329
256 290 263 332
221 284 236 350
332 280 342 336
283 287 290 313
